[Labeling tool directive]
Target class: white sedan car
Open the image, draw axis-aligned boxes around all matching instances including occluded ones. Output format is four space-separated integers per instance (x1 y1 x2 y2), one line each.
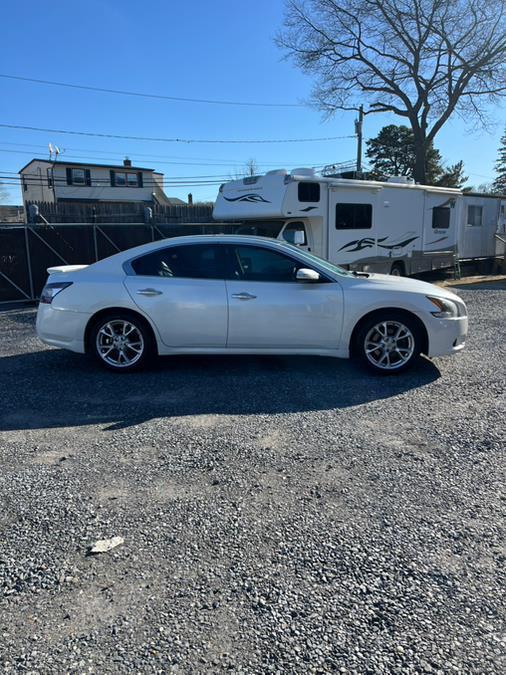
36 235 468 374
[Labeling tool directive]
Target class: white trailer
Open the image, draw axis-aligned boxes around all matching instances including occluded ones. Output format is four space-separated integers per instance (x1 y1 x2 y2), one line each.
213 168 504 275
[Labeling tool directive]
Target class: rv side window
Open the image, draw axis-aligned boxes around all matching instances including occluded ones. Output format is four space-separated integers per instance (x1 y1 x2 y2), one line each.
467 205 483 227
432 207 450 229
335 203 372 229
298 182 320 202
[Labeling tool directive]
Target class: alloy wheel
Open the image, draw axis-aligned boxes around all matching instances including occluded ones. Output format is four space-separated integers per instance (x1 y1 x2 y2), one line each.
95 319 144 368
364 320 415 371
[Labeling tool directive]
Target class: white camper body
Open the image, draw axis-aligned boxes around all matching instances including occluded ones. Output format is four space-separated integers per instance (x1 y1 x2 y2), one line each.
460 193 506 261
213 169 504 275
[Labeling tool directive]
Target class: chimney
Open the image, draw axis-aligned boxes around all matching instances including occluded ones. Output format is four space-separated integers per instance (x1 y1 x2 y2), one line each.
188 192 193 205
123 157 132 167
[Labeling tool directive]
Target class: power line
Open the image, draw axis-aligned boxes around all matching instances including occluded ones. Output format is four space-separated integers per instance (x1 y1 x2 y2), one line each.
0 147 336 170
0 141 326 166
0 73 306 108
0 123 354 145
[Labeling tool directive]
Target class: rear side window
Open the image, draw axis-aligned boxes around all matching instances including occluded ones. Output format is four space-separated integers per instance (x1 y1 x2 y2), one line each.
335 203 372 229
131 244 225 279
298 182 320 202
432 206 450 229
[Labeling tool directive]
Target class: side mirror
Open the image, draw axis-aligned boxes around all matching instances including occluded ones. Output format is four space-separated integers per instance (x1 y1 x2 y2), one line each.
296 268 320 282
293 230 306 245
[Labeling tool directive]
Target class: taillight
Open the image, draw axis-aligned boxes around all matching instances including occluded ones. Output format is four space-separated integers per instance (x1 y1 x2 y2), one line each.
40 282 73 304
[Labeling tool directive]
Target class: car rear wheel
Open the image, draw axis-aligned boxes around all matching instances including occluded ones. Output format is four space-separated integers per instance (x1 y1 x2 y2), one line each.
355 313 421 374
90 313 153 372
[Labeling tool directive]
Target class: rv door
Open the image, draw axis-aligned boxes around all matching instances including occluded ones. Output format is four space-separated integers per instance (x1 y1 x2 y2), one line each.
328 188 378 269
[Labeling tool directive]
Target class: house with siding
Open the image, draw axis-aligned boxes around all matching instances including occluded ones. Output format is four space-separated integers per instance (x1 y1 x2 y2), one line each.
18 158 179 210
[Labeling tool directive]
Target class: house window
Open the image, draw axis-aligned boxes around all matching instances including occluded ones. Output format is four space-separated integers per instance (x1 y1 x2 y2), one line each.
335 203 373 229
66 168 91 186
71 169 86 185
432 206 450 229
467 205 483 226
298 182 320 202
110 171 142 187
47 168 53 188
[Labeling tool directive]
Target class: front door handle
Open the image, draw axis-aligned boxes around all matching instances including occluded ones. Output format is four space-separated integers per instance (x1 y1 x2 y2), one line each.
137 288 162 296
231 292 257 300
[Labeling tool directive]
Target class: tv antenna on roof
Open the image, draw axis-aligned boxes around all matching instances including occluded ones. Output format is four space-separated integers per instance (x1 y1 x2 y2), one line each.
48 143 62 161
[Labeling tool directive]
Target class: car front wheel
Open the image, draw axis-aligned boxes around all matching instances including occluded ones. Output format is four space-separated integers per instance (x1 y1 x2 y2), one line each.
355 313 421 374
90 313 153 372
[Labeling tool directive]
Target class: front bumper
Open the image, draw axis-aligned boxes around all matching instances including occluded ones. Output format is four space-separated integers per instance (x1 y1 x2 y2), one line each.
36 304 89 354
426 315 468 358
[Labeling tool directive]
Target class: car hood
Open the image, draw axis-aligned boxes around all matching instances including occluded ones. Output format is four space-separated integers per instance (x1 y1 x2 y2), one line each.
347 273 462 301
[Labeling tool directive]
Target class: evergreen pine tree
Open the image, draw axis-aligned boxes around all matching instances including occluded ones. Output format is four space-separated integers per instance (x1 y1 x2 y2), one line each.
492 128 506 195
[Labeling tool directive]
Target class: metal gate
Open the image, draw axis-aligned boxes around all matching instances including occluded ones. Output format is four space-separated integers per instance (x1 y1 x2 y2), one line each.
0 222 277 303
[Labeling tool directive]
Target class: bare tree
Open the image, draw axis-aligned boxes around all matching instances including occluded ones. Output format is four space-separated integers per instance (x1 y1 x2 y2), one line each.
230 158 260 180
278 0 506 183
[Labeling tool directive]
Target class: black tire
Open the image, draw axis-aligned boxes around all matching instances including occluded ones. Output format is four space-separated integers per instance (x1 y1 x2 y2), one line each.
89 312 154 372
354 311 422 374
390 262 405 277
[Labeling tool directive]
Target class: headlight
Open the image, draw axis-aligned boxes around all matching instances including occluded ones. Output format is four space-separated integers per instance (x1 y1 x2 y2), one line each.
426 296 459 318
40 281 73 304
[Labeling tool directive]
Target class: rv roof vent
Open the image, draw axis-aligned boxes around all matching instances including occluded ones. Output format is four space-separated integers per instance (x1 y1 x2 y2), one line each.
266 169 287 176
387 176 415 184
291 167 316 177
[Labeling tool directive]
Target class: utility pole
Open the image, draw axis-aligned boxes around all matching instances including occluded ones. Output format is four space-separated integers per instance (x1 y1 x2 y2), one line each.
355 105 364 174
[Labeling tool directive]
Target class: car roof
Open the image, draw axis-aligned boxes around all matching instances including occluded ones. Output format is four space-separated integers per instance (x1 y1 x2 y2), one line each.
92 234 293 269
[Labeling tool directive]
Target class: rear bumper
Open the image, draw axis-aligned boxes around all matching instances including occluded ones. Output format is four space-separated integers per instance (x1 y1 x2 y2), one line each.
426 315 468 357
36 304 89 354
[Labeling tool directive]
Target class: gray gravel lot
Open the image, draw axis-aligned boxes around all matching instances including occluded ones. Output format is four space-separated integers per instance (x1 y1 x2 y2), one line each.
0 283 505 674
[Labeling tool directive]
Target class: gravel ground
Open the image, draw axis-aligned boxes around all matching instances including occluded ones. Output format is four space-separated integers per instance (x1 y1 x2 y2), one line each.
0 283 505 674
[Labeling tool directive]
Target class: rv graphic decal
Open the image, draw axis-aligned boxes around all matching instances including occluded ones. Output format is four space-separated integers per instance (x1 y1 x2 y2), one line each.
300 206 318 212
223 193 271 204
339 237 387 253
377 236 419 250
339 235 419 253
426 236 448 246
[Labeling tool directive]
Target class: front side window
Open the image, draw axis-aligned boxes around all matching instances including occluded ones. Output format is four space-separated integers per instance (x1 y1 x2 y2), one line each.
230 245 305 282
298 182 320 202
432 206 450 229
336 203 372 229
131 244 225 279
467 205 483 227
282 221 307 245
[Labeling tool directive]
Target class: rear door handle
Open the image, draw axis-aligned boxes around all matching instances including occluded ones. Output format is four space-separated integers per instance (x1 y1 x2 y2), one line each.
137 288 162 296
231 292 257 300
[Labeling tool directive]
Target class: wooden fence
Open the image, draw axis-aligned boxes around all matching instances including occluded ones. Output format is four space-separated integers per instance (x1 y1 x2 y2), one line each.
25 200 214 224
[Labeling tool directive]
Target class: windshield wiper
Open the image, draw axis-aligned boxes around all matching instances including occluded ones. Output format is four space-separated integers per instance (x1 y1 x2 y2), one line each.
351 271 370 278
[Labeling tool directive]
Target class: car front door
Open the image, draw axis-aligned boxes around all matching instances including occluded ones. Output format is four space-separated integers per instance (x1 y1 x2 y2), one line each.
124 243 228 348
225 244 343 350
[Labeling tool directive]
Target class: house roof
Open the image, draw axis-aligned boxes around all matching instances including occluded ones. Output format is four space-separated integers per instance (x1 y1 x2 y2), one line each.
18 158 156 173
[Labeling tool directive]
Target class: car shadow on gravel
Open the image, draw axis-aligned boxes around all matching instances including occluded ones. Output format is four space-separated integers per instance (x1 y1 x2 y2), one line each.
0 348 441 432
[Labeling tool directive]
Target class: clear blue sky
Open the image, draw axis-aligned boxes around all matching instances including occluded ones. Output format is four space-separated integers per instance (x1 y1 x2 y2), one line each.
0 0 504 205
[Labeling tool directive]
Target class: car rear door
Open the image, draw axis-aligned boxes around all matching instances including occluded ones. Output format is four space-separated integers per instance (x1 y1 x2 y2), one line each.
224 244 342 350
124 243 228 348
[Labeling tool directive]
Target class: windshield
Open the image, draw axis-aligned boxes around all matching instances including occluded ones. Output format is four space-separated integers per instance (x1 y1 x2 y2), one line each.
279 242 354 277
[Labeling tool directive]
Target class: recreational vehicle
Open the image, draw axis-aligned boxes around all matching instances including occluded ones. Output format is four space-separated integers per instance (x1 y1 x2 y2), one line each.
213 169 505 275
